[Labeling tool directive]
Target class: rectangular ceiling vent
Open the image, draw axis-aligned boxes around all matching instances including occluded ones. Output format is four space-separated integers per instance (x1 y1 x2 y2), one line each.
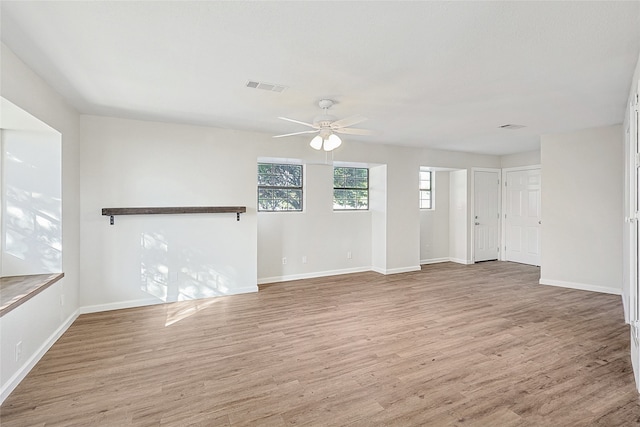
499 124 526 130
246 80 287 93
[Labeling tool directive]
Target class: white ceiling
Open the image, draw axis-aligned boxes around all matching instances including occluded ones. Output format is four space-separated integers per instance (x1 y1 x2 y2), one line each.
2 1 639 155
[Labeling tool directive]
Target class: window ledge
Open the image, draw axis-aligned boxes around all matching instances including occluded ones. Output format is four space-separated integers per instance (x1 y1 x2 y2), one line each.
0 273 64 317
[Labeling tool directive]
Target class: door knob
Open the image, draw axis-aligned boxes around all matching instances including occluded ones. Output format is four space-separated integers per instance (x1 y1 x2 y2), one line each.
538 220 542 225
475 222 480 225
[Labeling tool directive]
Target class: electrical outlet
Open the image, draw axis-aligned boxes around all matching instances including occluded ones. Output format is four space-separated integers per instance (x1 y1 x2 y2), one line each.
347 251 352 259
282 257 287 265
15 341 22 362
302 256 307 264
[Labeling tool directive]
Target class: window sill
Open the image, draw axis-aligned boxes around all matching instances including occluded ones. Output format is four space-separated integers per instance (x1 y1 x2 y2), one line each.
258 210 304 214
0 273 64 317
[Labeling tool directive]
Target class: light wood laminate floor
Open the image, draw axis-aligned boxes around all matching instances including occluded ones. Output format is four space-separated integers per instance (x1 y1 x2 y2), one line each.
2 262 639 426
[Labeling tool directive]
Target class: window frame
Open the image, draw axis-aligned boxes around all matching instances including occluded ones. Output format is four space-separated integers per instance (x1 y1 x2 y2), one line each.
257 163 304 212
419 168 434 210
333 166 369 211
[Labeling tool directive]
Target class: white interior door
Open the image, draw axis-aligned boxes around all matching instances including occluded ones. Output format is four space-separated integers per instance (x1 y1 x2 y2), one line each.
473 170 500 262
504 168 541 266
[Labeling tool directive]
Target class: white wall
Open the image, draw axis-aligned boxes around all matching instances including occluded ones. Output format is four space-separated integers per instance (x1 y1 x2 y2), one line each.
258 141 421 277
79 115 260 310
0 43 81 403
500 150 541 169
2 128 62 275
449 169 469 264
540 125 623 294
370 165 387 274
420 171 450 263
385 156 422 273
257 163 372 282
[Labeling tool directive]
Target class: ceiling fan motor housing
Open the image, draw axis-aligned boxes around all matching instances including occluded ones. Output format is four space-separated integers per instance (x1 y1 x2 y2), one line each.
314 117 337 128
319 128 333 139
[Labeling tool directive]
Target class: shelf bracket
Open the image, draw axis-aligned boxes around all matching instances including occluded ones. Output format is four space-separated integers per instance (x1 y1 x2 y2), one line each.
237 212 241 221
110 215 114 225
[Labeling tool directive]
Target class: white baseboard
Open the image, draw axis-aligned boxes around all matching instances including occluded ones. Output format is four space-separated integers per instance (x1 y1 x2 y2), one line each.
79 298 165 314
79 286 260 314
225 286 259 295
539 278 622 295
259 264 424 284
623 293 630 324
420 257 451 265
448 257 473 265
1 309 79 404
372 265 422 275
258 267 371 285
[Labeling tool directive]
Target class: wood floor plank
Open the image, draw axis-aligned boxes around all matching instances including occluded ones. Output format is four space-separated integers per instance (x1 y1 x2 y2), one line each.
1 261 639 426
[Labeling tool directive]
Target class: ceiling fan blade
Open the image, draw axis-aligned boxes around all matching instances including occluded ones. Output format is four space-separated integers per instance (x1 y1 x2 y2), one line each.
273 130 319 138
330 114 367 129
334 127 374 136
278 117 318 129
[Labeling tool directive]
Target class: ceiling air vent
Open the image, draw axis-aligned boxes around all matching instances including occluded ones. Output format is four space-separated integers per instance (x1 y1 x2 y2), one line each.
246 80 287 93
499 124 526 130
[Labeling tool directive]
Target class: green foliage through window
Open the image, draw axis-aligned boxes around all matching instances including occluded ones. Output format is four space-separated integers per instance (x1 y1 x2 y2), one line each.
334 167 368 210
258 163 303 211
420 169 432 209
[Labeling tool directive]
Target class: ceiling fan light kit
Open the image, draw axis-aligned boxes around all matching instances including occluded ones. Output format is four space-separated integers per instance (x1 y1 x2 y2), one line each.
310 135 323 150
324 133 342 151
274 99 372 152
309 133 342 151
309 129 342 151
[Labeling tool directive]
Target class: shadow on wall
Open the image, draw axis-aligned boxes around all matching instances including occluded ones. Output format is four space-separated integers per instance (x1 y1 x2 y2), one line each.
140 230 233 302
3 136 62 274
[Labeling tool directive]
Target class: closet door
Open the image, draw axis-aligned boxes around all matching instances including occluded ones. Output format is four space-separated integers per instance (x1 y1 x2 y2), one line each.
504 168 541 266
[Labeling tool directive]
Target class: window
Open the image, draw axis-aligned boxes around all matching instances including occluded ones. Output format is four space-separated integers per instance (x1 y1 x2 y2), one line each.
258 163 303 211
333 167 368 210
419 169 433 209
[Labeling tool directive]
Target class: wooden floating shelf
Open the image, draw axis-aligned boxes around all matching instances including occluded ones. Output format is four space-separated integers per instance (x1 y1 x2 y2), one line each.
102 206 246 224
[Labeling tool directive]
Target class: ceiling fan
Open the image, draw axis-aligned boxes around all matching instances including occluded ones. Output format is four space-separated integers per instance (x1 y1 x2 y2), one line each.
274 99 373 151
